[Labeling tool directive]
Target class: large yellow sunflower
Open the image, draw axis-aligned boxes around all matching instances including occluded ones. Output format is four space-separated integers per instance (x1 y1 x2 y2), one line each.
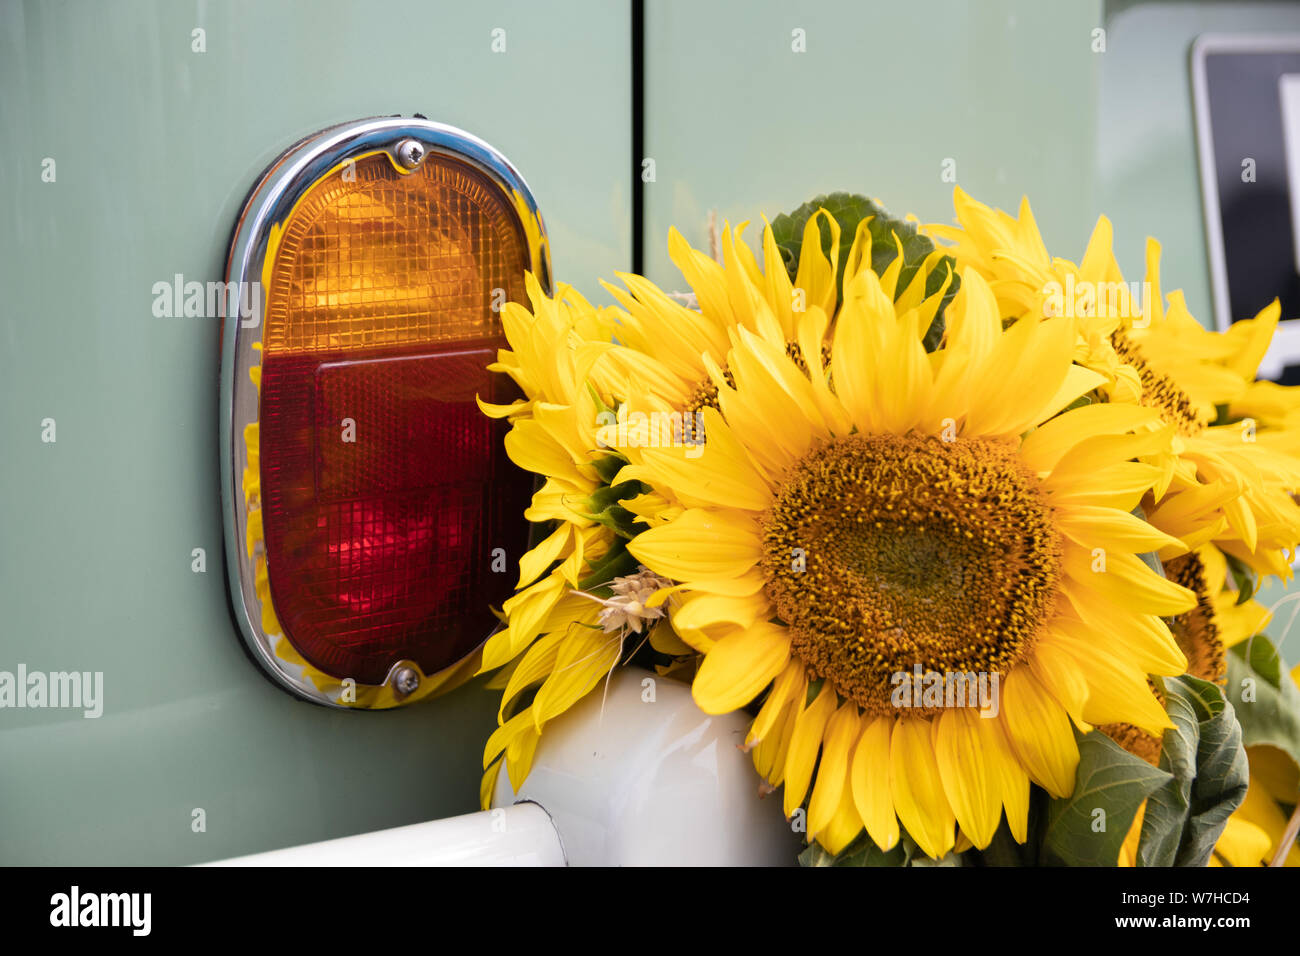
926 188 1300 580
477 209 961 806
617 258 1195 858
474 214 860 801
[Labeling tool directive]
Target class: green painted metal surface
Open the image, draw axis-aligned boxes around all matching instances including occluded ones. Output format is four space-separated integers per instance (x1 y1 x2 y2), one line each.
640 0 1300 327
0 0 630 864
641 0 1105 289
1099 1 1300 324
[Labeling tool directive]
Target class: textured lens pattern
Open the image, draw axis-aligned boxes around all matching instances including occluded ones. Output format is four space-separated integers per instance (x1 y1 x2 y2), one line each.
264 152 527 353
257 149 533 685
313 350 496 501
260 349 530 683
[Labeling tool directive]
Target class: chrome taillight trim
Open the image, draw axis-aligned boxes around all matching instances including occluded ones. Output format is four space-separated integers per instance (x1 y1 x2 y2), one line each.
220 116 551 707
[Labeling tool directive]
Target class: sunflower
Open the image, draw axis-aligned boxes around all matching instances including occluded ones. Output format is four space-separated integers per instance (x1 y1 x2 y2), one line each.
477 210 956 805
616 257 1195 858
924 188 1141 406
472 275 629 802
1122 270 1300 580
590 208 953 442
588 216 837 450
1098 545 1235 763
926 188 1300 580
473 214 842 802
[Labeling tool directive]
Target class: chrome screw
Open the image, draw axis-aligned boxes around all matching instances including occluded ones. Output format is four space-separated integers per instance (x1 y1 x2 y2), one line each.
394 139 426 171
393 666 421 697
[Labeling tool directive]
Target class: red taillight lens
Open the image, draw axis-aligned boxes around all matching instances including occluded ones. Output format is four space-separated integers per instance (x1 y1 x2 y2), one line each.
255 149 534 687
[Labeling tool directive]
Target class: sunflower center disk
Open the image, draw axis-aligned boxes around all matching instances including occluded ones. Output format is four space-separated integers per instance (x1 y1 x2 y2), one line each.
1110 330 1207 436
760 433 1064 717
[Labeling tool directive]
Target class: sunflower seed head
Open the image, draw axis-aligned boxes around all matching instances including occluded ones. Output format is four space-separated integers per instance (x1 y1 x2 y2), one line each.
574 566 673 635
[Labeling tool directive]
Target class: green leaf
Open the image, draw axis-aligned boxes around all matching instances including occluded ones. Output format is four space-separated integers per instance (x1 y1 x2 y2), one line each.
768 192 877 283
1137 675 1249 867
920 259 955 353
908 847 967 867
1040 730 1171 866
584 479 642 512
576 538 640 592
1223 551 1258 605
580 478 649 539
799 834 908 867
585 381 617 419
768 191 960 347
797 828 972 867
973 807 1041 867
590 451 628 486
1227 633 1300 774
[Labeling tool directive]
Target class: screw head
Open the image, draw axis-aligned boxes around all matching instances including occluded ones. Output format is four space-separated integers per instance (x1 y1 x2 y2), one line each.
395 139 426 170
393 666 420 697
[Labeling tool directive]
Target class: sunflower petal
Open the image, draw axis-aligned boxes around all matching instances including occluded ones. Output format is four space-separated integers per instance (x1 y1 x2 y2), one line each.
935 708 1002 849
807 702 862 837
783 683 838 817
1000 668 1079 797
889 718 957 859
851 716 901 852
692 621 791 715
628 508 762 581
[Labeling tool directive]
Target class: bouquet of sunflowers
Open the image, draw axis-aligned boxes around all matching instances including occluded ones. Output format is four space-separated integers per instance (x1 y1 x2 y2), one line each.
474 189 1300 866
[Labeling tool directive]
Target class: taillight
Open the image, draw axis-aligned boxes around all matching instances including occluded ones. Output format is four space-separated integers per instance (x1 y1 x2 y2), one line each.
221 119 548 708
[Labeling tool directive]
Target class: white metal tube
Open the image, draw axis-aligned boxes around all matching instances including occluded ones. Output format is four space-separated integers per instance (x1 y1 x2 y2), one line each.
200 802 564 867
